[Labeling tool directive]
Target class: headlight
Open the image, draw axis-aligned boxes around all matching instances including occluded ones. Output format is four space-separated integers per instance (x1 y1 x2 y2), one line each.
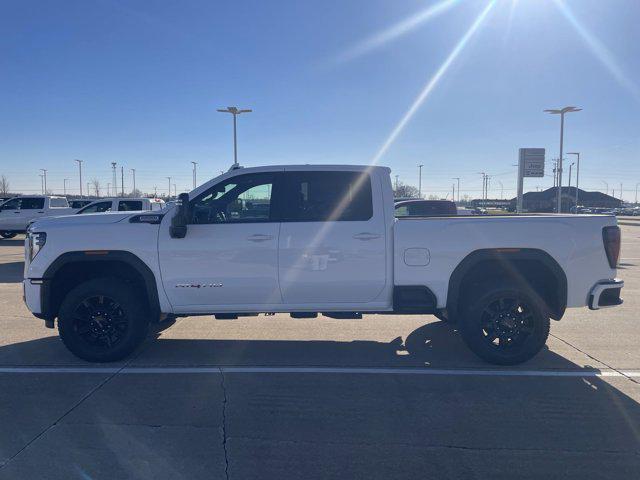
27 232 46 262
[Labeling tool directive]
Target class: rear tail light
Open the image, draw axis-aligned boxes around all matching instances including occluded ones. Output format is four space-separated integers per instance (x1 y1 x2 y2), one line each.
602 226 621 268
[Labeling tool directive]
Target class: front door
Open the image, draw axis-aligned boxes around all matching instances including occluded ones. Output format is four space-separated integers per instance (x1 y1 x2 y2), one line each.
159 171 284 311
278 170 387 306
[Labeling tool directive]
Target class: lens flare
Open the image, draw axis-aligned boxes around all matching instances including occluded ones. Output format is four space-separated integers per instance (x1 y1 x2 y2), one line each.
370 0 497 166
553 0 639 101
333 0 461 64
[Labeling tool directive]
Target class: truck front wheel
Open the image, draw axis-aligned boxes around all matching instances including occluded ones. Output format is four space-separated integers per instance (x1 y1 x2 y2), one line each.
58 278 150 362
0 231 17 239
459 283 550 365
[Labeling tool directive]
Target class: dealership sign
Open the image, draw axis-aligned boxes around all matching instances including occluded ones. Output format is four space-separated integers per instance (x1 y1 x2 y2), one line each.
516 148 545 213
519 148 545 178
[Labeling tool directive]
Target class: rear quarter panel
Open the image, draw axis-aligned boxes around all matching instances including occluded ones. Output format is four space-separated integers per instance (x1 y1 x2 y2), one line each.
394 215 618 309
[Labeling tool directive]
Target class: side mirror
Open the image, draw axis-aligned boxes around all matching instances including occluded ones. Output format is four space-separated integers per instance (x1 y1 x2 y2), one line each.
169 193 190 239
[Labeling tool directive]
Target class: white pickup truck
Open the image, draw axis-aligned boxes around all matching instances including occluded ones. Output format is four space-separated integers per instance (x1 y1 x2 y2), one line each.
23 165 623 364
75 197 165 214
0 196 73 238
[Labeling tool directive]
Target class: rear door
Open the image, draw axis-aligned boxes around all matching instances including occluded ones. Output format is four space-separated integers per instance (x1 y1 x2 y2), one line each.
278 170 387 305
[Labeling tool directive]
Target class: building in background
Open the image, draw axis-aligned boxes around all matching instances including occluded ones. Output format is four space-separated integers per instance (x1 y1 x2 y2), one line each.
507 187 621 213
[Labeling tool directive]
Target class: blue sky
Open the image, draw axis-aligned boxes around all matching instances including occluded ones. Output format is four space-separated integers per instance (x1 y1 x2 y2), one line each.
1 0 639 200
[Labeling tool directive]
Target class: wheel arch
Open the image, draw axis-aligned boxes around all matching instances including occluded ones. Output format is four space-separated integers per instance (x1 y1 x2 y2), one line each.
42 250 160 322
446 248 567 321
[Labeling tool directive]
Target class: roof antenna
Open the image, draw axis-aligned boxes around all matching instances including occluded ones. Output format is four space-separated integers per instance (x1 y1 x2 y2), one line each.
217 106 252 171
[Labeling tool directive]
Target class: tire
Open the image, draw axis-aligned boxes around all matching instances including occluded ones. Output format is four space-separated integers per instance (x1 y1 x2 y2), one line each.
459 283 550 365
58 277 150 362
0 231 17 239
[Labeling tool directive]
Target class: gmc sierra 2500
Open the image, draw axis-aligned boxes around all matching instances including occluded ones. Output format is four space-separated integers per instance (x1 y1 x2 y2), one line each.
23 165 623 364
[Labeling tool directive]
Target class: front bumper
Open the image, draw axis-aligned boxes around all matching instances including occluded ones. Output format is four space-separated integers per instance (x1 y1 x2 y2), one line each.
23 279 43 315
588 279 624 310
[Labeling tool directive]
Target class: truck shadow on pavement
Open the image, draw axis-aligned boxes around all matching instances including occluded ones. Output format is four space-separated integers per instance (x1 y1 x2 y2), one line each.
0 262 24 283
0 321 639 479
0 239 24 247
0 319 617 371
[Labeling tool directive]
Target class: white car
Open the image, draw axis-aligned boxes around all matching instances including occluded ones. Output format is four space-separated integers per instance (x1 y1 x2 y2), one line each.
0 196 73 238
75 197 165 214
23 165 623 364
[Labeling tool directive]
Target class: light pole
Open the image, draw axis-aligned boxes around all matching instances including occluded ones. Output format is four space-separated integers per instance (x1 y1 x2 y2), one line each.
567 152 580 209
173 184 177 198
111 162 117 192
497 180 504 200
75 159 83 197
477 172 486 203
191 161 198 189
40 169 47 193
166 177 172 199
601 180 608 196
217 106 252 168
418 164 423 198
107 183 111 197
568 162 575 187
394 175 399 191
63 178 69 196
620 183 623 201
131 168 136 193
636 182 640 205
544 106 582 213
452 177 460 202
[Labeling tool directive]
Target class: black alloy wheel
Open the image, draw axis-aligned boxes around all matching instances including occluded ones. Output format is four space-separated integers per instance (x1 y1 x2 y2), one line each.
479 296 535 350
72 295 129 349
460 284 550 365
58 278 150 362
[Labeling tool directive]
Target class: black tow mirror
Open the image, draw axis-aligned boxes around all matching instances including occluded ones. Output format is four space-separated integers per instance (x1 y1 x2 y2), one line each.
169 193 190 239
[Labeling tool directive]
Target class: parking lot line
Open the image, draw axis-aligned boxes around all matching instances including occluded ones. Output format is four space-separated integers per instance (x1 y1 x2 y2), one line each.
0 366 638 377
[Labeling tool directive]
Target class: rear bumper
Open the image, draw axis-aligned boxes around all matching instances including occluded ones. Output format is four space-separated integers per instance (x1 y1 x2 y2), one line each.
588 279 624 310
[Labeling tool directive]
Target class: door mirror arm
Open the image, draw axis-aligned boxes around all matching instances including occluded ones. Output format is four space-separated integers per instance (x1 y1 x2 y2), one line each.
170 193 190 239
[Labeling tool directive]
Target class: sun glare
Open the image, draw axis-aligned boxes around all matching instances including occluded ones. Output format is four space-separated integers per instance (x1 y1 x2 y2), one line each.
553 0 639 101
333 0 462 64
370 0 497 166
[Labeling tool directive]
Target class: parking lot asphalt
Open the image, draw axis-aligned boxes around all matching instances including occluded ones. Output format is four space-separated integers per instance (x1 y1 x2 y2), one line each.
0 227 639 479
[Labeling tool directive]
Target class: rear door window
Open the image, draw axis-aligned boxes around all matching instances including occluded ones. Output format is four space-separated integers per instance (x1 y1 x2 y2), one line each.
118 200 143 211
20 198 45 209
282 171 373 222
49 197 69 208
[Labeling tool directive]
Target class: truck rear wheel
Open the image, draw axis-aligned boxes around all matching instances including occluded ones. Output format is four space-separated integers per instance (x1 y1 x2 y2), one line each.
459 283 550 365
58 278 150 362
0 231 17 239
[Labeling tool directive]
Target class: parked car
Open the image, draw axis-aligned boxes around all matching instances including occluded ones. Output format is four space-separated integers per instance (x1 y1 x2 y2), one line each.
395 199 457 217
24 165 623 365
0 195 73 238
75 197 165 214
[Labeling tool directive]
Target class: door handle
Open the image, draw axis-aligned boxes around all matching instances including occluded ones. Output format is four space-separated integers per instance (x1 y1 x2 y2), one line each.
247 234 274 242
353 232 381 241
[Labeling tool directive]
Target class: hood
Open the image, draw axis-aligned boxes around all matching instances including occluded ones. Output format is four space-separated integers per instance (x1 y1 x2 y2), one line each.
29 212 134 230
